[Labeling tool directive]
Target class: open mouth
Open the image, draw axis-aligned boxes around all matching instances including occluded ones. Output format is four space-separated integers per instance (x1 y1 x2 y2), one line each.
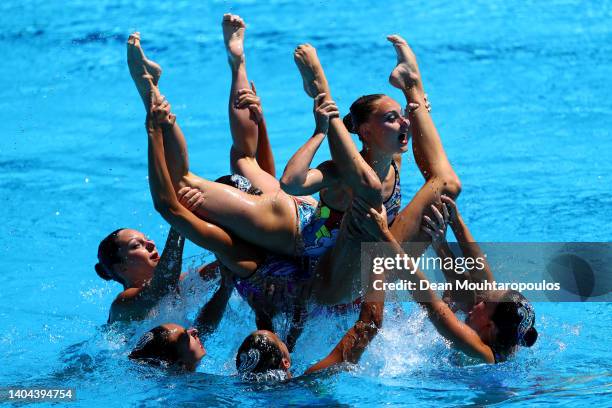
150 252 160 262
398 132 409 144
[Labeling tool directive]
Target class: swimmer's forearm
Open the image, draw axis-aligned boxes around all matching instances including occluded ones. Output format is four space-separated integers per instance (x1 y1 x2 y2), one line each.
380 232 439 304
147 228 184 298
450 215 494 284
435 241 471 285
433 241 477 310
195 279 234 336
304 321 378 375
280 132 326 194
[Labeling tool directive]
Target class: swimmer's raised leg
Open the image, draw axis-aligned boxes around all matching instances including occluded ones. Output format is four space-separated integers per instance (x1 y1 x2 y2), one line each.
294 45 382 205
127 32 189 187
224 14 279 193
127 32 162 108
386 35 461 244
293 44 329 99
293 45 382 304
387 35 458 188
387 35 423 96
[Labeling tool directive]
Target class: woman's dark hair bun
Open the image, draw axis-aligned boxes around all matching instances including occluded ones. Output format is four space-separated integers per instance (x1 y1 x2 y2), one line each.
342 113 356 134
95 263 113 281
96 228 125 283
344 94 385 138
523 327 538 347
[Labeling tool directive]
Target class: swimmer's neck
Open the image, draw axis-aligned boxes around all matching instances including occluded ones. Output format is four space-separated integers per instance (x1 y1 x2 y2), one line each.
361 148 394 181
122 276 152 290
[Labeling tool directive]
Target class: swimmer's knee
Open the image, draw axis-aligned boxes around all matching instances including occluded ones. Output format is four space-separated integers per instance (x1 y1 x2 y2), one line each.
356 171 383 206
441 174 462 198
178 173 205 191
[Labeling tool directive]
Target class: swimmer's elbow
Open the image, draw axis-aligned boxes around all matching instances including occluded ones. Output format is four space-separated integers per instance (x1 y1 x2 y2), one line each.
280 176 305 195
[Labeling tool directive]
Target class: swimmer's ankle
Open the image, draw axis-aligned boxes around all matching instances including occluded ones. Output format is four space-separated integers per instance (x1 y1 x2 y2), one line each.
402 87 423 103
229 55 246 72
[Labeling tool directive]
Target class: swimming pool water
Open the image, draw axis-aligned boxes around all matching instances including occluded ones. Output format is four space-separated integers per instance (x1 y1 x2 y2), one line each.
1 0 611 406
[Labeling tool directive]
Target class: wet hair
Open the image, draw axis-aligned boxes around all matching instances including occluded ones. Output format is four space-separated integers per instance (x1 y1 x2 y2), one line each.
128 326 182 367
95 228 126 285
236 332 283 376
491 290 538 357
342 94 385 136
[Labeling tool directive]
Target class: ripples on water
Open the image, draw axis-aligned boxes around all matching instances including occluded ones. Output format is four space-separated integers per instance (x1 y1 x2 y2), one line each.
1 0 611 406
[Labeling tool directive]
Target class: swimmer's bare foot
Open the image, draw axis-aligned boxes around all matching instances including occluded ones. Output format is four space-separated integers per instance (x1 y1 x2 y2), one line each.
222 14 246 68
293 44 329 99
127 32 162 108
387 35 424 97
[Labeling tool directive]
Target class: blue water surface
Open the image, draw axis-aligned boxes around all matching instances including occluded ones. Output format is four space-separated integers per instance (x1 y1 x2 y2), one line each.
1 0 611 406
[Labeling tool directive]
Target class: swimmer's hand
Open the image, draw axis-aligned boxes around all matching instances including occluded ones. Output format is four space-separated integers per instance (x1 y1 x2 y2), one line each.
313 93 339 135
177 186 205 211
235 81 263 123
440 195 458 225
422 203 450 249
349 197 389 241
423 93 432 112
148 90 176 129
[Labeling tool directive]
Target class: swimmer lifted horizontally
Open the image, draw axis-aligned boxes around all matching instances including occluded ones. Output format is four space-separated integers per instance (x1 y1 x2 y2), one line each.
124 16 325 350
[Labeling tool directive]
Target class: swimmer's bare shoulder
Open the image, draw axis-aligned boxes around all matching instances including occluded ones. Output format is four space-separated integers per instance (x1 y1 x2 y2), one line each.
108 288 147 323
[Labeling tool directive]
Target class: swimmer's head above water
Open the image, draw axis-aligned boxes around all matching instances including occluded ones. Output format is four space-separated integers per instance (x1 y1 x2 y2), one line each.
236 330 291 381
343 94 411 156
95 228 160 288
129 323 206 371
466 290 538 361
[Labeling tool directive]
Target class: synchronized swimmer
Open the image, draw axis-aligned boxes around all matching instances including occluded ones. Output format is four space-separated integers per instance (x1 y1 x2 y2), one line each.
95 13 538 377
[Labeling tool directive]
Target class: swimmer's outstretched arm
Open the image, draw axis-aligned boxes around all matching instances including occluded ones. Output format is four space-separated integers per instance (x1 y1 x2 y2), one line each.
442 196 493 285
304 299 383 374
194 265 235 336
280 93 341 195
294 45 383 206
146 92 264 278
369 205 496 363
423 196 494 308
421 202 479 311
147 228 185 293
305 205 386 374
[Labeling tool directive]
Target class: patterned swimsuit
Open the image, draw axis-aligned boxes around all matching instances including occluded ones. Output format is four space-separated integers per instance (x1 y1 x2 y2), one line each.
299 160 402 258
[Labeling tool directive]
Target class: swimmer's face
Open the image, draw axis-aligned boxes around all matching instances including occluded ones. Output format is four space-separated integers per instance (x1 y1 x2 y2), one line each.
466 290 507 344
258 330 291 374
360 96 410 155
114 229 160 284
163 323 206 371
